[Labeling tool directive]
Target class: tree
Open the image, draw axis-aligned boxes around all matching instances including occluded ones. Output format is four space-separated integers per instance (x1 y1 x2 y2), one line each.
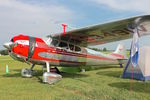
0 49 9 55
89 47 102 51
103 47 107 52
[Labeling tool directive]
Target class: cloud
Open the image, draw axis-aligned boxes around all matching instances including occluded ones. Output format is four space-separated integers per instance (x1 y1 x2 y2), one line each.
0 0 77 47
0 0 76 48
90 0 150 14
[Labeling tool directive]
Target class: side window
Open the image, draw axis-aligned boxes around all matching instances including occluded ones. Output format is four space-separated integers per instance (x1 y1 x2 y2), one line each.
59 42 68 48
75 46 81 52
69 44 74 51
51 39 59 46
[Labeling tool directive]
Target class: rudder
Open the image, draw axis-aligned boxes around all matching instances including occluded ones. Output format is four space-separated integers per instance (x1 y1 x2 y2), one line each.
110 44 127 59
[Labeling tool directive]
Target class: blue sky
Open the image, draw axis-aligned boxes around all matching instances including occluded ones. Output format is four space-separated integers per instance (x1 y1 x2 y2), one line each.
0 0 150 50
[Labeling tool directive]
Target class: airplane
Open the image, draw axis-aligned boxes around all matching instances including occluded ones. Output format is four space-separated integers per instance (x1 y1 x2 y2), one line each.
3 15 150 84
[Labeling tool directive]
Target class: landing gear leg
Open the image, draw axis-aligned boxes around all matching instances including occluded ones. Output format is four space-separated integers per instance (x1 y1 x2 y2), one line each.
46 62 50 72
30 64 35 71
21 64 35 78
43 62 62 84
120 64 123 68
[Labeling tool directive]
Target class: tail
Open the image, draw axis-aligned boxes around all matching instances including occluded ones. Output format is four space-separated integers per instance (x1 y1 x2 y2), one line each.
110 44 127 59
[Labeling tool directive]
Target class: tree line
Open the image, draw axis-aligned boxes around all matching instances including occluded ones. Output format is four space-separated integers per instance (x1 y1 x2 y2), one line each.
89 47 107 52
0 49 9 55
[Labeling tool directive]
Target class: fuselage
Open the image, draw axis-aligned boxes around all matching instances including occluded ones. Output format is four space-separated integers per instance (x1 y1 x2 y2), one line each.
5 34 126 67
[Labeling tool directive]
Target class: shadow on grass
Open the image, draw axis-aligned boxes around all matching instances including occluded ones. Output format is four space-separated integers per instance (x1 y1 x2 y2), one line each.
2 68 88 78
2 69 43 78
96 70 122 78
12 69 21 72
109 82 150 93
34 72 89 84
2 69 21 77
83 65 121 71
61 72 89 78
3 73 21 77
4 65 120 78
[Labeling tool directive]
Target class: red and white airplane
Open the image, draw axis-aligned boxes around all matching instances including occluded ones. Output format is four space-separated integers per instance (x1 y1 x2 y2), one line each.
3 15 150 84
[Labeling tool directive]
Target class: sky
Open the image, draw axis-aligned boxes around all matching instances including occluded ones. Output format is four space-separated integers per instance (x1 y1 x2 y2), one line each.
0 0 150 50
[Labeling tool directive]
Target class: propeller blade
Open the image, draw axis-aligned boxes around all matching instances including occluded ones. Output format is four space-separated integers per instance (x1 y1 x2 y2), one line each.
3 42 17 50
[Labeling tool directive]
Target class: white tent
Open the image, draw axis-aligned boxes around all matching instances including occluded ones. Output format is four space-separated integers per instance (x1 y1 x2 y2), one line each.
122 46 150 81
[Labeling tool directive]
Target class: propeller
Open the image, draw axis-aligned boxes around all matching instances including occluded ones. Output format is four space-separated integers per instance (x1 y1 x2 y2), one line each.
3 42 17 50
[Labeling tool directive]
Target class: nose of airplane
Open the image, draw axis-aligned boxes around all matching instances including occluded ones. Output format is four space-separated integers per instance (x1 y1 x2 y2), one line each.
3 42 15 50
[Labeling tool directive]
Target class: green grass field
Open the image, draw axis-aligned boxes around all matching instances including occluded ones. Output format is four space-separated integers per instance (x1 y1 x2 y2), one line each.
0 56 150 100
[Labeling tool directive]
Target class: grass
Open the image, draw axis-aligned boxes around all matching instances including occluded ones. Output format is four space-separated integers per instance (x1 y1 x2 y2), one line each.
0 56 150 100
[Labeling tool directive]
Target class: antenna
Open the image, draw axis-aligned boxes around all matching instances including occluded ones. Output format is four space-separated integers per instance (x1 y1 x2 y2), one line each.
61 24 68 35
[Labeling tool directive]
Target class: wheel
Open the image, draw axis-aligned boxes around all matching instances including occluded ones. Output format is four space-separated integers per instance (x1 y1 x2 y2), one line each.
21 68 32 78
43 72 62 84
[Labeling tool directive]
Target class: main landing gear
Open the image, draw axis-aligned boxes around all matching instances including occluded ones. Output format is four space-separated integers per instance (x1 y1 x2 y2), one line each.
119 64 123 68
21 64 35 78
21 62 62 84
43 62 62 84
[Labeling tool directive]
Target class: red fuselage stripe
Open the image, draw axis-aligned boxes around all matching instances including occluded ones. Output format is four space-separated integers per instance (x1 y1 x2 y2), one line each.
110 53 124 59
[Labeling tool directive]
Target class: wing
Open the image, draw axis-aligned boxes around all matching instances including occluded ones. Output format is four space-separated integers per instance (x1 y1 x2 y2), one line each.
50 15 150 47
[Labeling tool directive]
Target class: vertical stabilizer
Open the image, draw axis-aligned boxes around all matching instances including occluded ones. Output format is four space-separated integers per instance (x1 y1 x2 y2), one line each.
110 44 127 59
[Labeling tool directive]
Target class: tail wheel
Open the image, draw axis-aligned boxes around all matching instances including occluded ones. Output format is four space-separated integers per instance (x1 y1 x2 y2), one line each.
120 64 123 68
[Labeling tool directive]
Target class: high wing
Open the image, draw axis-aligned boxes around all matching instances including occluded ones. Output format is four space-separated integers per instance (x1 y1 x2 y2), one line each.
49 15 150 47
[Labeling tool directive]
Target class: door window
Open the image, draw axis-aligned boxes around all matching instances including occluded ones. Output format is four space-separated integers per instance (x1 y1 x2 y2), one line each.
69 44 74 51
59 42 68 49
75 46 81 52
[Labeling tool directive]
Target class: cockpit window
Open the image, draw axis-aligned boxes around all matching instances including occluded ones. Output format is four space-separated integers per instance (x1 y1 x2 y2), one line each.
75 46 81 52
59 42 68 48
51 39 59 46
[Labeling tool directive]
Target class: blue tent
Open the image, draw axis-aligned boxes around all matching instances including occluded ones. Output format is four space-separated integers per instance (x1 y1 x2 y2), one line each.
122 46 150 81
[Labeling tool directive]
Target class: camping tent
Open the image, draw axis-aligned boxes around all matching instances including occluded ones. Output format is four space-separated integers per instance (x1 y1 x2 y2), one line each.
122 46 150 81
